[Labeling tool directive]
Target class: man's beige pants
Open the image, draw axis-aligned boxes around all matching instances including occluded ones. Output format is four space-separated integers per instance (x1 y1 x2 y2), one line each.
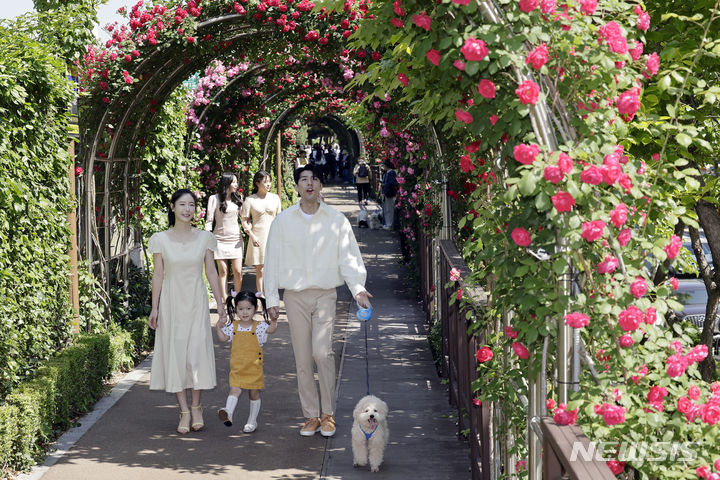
283 288 337 419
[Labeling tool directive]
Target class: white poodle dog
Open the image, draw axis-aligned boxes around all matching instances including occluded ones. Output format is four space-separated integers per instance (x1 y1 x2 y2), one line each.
367 209 382 230
351 395 389 472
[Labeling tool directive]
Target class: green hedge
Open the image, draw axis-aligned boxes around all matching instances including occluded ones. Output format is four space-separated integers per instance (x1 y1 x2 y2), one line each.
0 320 153 472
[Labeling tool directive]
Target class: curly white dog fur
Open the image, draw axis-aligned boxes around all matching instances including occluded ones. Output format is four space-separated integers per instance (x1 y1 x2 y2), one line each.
351 395 389 472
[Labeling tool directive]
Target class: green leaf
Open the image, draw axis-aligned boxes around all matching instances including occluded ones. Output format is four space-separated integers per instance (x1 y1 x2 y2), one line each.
676 133 692 148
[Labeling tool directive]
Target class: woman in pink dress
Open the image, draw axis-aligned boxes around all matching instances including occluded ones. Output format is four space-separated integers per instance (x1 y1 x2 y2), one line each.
205 172 244 305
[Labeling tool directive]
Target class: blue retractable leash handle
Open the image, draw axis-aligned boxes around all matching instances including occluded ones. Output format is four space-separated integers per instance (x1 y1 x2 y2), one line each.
357 303 372 395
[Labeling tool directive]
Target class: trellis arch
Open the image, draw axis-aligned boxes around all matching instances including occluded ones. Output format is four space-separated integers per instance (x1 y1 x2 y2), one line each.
79 1 375 306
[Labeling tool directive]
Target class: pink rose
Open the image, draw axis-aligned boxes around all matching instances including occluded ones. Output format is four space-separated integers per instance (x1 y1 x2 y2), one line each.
598 256 619 274
669 277 679 290
453 59 465 70
512 341 530 359
304 30 319 41
461 37 489 62
630 277 648 298
393 1 405 16
581 220 605 242
687 345 709 364
609 203 628 228
476 346 493 363
666 353 689 378
616 88 641 121
607 460 626 475
677 396 695 414
426 49 441 66
617 228 632 247
578 0 597 15
489 114 499 125
702 404 720 425
599 403 626 425
525 44 549 70
455 109 474 124
564 312 590 328
552 191 576 212
513 143 540 165
452 0 471 4
618 173 633 192
540 0 556 14
618 305 643 331
664 234 682 259
637 10 650 31
629 41 644 61
580 166 603 185
599 21 628 55
412 12 432 31
518 0 539 13
449 267 461 282
515 80 540 105
647 385 668 403
645 52 659 76
698 466 711 479
391 17 404 28
397 73 409 87
460 154 474 173
619 334 634 347
553 404 578 425
544 165 564 184
644 307 657 325
505 325 518 338
477 79 497 99
557 152 573 173
511 227 532 247
547 398 557 410
688 385 701 400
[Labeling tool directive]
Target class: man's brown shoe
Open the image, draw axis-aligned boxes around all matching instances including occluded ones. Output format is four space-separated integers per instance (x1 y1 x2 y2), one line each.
320 413 336 437
300 417 321 436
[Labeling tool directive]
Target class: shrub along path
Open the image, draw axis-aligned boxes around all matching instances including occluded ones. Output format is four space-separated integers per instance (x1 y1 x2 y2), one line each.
23 183 469 480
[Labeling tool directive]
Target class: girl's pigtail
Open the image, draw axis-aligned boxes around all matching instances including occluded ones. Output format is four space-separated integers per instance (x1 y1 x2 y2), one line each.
258 296 268 322
225 296 235 323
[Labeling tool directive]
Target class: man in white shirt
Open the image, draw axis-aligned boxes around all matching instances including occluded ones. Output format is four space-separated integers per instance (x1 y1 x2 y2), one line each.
265 164 372 438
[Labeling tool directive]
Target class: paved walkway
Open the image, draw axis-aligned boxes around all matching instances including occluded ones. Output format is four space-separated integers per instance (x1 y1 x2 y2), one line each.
22 183 470 480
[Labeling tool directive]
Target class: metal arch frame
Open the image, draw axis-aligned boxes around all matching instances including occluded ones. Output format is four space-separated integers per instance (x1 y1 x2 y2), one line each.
80 14 272 309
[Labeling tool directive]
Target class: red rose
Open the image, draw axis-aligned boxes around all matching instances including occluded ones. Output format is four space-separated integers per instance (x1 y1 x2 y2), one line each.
607 460 626 475
669 277 679 290
578 0 597 15
518 0 539 13
74 166 83 176
666 353 689 378
598 256 619 274
618 228 632 246
460 37 489 62
580 165 603 184
412 12 432 31
525 44 549 70
564 312 589 328
459 154 474 173
371 51 382 61
645 52 659 76
505 325 518 339
581 220 605 242
391 18 404 28
664 234 682 259
452 0 471 4
543 165 563 184
629 41 644 61
618 305 643 331
511 227 532 247
397 73 409 87
465 140 482 153
540 0 556 13
455 109 474 124
513 143 540 165
304 30 319 41
619 334 634 347
186 36 195 44
453 59 465 70
557 152 573 173
677 396 694 414
477 79 496 99
599 21 628 55
644 307 657 325
630 277 648 298
688 386 701 400
687 345 709 364
515 80 540 105
702 404 720 425
616 88 641 121
393 0 405 16
553 404 578 425
489 114 499 125
609 203 628 228
512 341 530 359
475 346 493 363
426 49 441 66
552 191 575 212
600 403 626 425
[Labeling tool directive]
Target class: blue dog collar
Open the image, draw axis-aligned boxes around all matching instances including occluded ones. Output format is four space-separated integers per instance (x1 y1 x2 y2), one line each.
360 424 379 440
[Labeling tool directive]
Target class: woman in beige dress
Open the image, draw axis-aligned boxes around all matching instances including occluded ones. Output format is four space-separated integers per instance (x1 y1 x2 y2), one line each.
148 189 228 434
205 172 244 304
241 170 282 296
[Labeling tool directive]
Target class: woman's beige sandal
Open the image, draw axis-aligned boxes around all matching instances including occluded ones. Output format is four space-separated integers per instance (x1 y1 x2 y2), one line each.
177 410 191 434
191 404 204 431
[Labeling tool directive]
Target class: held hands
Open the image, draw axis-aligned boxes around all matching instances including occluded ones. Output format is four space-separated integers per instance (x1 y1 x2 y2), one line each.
252 236 261 248
268 306 280 322
355 291 373 309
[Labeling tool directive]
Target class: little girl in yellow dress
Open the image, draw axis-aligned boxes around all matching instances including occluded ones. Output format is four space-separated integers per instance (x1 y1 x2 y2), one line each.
216 290 278 432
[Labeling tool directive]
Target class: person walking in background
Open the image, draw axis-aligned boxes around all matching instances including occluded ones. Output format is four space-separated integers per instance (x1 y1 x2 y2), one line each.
216 291 278 433
264 164 372 438
241 171 282 297
340 149 351 184
380 160 398 230
353 156 371 205
205 172 244 305
148 189 227 434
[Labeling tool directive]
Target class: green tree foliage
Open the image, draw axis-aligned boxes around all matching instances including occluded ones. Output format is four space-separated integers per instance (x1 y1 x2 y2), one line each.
0 23 75 399
32 0 105 62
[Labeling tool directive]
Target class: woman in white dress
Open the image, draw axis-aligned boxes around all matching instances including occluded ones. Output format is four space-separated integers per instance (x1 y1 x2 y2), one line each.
205 172 244 305
241 171 282 296
148 189 228 434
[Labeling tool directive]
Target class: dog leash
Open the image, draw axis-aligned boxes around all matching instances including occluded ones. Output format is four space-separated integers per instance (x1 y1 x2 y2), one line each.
357 303 372 396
